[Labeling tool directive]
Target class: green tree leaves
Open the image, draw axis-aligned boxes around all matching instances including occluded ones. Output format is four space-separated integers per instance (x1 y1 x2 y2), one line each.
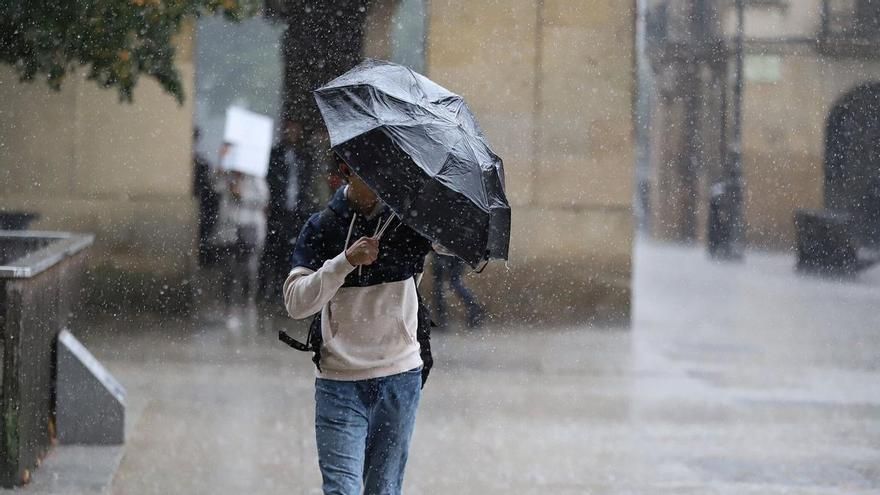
0 0 258 103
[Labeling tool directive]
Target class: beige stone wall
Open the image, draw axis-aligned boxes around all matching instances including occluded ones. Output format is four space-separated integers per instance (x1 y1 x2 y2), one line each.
1 8 636 321
0 29 197 302
427 0 635 323
727 2 880 247
741 51 880 248
363 0 396 60
645 2 880 250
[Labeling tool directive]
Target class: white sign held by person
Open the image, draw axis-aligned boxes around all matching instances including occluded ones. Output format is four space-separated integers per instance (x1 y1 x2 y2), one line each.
221 106 273 178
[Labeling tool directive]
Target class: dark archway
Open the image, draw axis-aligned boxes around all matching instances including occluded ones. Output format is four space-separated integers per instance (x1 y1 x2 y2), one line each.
825 82 880 246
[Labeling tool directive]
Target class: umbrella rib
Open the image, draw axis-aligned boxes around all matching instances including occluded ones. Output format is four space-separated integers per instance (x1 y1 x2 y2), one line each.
318 82 460 127
376 215 396 240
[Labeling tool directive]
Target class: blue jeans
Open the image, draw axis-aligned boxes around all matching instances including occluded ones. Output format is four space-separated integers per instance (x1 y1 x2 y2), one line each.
315 368 422 495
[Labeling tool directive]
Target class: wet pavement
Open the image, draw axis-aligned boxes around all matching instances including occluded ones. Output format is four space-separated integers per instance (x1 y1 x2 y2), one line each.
44 241 880 493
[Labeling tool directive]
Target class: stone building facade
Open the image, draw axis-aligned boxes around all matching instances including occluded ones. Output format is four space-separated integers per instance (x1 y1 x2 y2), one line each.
642 0 880 249
0 26 198 311
1 1 636 323
421 0 635 323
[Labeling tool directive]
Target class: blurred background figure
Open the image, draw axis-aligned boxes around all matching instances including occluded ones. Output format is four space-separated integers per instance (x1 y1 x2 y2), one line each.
431 253 485 329
212 143 269 327
259 119 310 301
192 127 219 267
317 130 346 198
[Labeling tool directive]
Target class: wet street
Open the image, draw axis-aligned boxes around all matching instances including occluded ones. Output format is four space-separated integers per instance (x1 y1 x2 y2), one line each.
69 240 880 494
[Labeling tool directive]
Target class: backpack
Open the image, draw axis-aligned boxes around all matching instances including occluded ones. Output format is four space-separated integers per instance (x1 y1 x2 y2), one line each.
278 208 435 388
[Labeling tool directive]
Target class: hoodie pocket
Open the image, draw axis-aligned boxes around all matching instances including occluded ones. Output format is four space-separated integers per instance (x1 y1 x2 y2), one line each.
324 283 416 367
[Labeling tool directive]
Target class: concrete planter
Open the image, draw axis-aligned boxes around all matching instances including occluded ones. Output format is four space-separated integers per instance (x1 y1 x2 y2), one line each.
0 231 93 488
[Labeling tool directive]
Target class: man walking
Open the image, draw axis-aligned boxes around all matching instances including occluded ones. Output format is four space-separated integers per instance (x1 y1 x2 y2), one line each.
283 157 432 495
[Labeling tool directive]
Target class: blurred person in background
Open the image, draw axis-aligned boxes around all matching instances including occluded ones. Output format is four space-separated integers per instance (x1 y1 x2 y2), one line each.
213 143 270 328
316 130 347 200
431 253 485 328
192 127 218 267
260 119 310 301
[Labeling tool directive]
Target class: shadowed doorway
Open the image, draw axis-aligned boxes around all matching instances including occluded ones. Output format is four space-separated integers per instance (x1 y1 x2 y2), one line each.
825 82 880 246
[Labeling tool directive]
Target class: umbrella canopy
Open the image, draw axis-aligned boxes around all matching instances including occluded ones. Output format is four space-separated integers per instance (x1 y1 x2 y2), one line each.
314 59 511 267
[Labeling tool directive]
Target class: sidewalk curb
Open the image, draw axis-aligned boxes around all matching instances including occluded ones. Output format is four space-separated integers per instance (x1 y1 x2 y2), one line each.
0 446 124 495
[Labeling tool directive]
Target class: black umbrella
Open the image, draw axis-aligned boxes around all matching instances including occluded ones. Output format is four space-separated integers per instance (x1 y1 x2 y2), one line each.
314 59 511 267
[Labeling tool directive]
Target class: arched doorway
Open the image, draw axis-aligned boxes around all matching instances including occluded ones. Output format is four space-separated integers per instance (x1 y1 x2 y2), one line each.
825 82 880 247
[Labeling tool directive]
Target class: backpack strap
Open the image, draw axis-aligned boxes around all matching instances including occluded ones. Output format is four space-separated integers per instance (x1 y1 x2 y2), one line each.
277 313 323 372
278 207 337 369
277 329 309 351
414 277 434 389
